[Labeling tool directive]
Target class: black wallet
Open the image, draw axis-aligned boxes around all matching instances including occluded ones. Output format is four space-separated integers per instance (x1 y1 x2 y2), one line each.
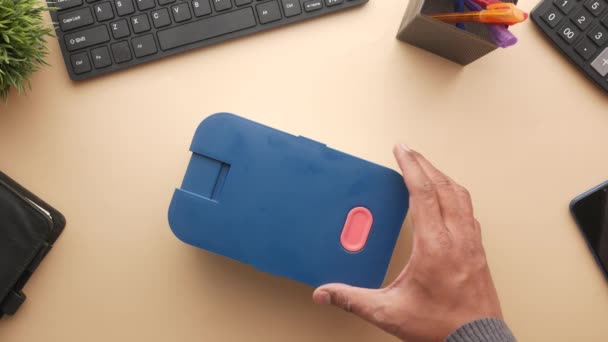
0 171 65 318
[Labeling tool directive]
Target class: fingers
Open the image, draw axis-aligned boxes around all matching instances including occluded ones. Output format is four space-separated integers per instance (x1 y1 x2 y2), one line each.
473 219 482 241
313 284 382 323
393 144 443 234
394 144 477 242
415 153 474 223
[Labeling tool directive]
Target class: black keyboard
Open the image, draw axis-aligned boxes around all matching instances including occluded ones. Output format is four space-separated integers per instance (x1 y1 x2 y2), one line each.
532 0 608 93
48 0 368 80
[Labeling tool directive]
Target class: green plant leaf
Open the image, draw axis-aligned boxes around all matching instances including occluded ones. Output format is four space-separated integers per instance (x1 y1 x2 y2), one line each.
0 0 53 103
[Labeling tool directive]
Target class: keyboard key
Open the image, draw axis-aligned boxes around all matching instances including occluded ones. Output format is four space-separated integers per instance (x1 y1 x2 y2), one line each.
541 7 563 27
213 0 232 11
603 13 608 26
110 19 130 38
157 7 256 50
554 0 576 14
192 0 212 16
94 2 115 21
48 0 369 79
590 48 608 76
281 0 301 17
136 0 155 10
558 22 580 44
152 8 171 28
257 1 281 24
325 0 343 6
55 0 83 11
132 34 158 57
70 52 91 73
64 25 110 51
91 46 112 68
574 38 597 59
588 25 608 45
131 14 151 33
115 0 135 16
172 3 192 22
58 8 94 31
572 8 593 30
304 0 323 12
585 0 606 16
111 41 132 63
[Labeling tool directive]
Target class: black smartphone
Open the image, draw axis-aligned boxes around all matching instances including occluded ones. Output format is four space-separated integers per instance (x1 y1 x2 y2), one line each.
570 181 608 279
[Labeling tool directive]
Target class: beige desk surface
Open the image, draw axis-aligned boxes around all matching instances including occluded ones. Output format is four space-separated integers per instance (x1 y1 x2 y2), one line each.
1 0 608 340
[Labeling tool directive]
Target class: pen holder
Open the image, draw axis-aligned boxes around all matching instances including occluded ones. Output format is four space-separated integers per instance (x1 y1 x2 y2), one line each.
396 0 516 64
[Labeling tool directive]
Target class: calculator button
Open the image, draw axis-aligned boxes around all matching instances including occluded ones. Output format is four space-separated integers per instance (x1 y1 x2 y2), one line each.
588 25 608 45
584 0 606 16
602 13 608 27
542 7 564 27
558 22 581 43
575 38 598 59
572 9 593 30
554 0 576 14
590 48 608 76
281 0 302 17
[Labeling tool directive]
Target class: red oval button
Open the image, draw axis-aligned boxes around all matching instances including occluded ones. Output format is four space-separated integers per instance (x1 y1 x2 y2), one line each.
340 207 373 252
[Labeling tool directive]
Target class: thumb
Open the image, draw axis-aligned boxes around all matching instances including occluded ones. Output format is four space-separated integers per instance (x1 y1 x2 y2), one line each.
313 283 381 319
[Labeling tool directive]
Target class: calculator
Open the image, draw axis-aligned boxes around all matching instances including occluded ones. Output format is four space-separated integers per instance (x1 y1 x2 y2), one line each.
532 0 608 93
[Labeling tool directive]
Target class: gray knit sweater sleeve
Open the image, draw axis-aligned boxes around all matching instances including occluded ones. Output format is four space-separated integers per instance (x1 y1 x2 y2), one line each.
445 318 516 342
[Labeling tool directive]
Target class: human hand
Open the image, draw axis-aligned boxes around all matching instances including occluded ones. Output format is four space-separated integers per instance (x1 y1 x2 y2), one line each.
312 144 503 342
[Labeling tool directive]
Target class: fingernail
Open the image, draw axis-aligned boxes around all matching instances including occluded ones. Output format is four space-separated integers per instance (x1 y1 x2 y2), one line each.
400 143 411 152
318 291 331 305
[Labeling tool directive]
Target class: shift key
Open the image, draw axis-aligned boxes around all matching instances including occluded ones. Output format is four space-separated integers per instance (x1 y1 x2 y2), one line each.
64 25 110 51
